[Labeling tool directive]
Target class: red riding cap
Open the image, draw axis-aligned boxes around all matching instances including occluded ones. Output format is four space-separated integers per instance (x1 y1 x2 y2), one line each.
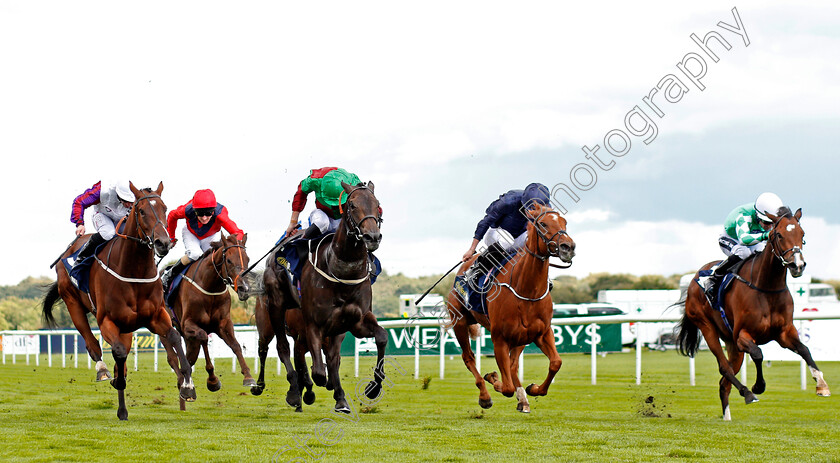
192 189 217 209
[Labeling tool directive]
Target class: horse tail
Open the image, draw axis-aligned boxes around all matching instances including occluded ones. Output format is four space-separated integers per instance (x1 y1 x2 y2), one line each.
42 282 61 328
675 312 701 358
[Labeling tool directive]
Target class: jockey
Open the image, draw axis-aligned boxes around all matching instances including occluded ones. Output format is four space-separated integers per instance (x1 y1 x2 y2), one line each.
285 167 362 241
461 183 551 285
70 180 135 265
161 189 245 290
703 192 785 300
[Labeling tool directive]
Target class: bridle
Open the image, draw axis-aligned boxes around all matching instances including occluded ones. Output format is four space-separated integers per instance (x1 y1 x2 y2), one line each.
115 193 167 250
527 210 571 268
339 185 383 242
767 217 804 269
211 243 247 291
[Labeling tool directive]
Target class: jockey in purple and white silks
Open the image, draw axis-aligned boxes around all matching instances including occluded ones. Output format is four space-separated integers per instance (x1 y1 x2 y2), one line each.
70 180 136 265
703 192 785 299
461 183 551 286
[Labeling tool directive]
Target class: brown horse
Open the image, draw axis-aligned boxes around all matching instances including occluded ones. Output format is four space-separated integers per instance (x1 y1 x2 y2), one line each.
251 298 317 412
42 182 196 420
162 233 254 408
675 207 830 420
447 204 575 412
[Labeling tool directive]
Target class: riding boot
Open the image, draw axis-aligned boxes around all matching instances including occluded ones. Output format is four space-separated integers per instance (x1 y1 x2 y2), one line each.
302 225 322 240
75 233 106 265
161 259 188 292
465 242 507 289
704 254 743 301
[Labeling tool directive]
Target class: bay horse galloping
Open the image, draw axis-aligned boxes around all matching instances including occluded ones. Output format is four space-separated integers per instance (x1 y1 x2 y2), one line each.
287 181 386 413
447 204 575 412
675 207 830 420
163 233 254 407
42 182 196 420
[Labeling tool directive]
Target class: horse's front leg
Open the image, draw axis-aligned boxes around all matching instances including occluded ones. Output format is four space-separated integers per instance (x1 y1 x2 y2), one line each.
217 318 256 388
200 342 221 392
149 309 197 404
305 323 327 388
524 326 562 398
324 333 349 413
352 313 389 401
251 295 274 396
736 331 766 395
778 325 831 397
508 345 529 413
99 318 130 420
699 323 756 420
487 335 515 398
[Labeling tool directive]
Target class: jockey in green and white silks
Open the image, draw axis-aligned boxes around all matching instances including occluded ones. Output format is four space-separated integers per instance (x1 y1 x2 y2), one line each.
703 192 784 299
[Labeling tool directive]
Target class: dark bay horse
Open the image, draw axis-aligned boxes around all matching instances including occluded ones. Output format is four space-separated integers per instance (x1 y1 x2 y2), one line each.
251 298 317 412
447 204 575 412
254 181 386 414
675 207 830 420
42 182 196 420
163 233 254 408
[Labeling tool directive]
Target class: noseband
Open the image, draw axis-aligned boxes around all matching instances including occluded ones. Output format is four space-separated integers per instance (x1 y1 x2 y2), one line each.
117 193 167 250
340 186 383 242
528 210 569 264
212 243 247 291
768 220 803 268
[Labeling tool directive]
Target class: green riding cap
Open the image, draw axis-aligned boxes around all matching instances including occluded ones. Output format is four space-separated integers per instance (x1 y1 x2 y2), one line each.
300 168 362 207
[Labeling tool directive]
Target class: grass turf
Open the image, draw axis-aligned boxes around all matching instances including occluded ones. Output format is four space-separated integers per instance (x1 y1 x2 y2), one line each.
0 350 838 462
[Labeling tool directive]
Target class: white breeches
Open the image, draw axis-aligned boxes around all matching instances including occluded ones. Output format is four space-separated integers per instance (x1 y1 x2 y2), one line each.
484 228 528 252
719 233 766 260
309 209 342 234
183 228 221 261
91 212 119 240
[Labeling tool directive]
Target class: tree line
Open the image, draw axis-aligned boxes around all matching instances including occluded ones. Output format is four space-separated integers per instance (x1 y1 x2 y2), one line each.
3 273 839 330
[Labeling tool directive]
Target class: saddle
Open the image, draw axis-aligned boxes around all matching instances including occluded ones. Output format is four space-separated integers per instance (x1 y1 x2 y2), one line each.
273 233 382 289
695 256 750 332
454 250 517 316
62 241 110 293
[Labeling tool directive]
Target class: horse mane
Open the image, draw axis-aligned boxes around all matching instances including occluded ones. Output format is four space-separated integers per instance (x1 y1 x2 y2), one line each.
777 206 792 218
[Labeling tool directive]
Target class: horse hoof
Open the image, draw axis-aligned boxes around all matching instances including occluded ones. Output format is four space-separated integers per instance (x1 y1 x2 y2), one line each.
524 384 538 396
816 387 831 397
483 372 498 384
250 385 264 396
243 378 257 388
117 409 128 421
744 393 759 404
96 371 113 382
516 403 531 414
312 373 327 387
180 387 197 402
751 383 766 395
295 406 303 413
286 392 302 409
303 390 316 405
365 381 382 400
478 398 493 409
110 378 126 390
334 405 351 414
207 379 222 392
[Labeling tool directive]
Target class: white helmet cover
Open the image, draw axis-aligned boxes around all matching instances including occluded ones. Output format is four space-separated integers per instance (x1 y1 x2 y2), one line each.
755 192 783 222
114 181 136 203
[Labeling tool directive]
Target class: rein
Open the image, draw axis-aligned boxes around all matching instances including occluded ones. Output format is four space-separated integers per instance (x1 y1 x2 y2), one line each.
115 193 167 249
340 185 383 242
184 242 247 295
733 219 801 294
309 234 370 285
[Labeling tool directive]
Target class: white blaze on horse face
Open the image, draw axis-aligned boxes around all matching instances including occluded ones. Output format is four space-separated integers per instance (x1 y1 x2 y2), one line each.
786 224 795 232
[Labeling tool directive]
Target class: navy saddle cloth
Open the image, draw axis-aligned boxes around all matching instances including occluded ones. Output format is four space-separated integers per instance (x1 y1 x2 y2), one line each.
273 233 382 286
164 262 199 308
453 250 517 316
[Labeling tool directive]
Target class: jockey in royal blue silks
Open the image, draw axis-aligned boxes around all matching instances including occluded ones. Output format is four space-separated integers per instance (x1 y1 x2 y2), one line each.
461 182 551 287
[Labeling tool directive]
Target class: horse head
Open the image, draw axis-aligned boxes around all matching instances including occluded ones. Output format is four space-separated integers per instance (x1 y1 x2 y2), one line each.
341 181 382 252
766 207 806 278
527 204 575 264
127 181 171 258
212 233 251 301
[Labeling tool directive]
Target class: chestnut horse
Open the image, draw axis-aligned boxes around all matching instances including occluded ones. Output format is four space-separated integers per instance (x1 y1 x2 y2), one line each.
254 181 386 414
42 182 196 420
447 204 575 413
162 233 254 409
675 207 830 420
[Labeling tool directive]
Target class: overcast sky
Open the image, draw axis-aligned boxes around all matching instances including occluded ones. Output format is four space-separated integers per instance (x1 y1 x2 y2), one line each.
1 1 838 286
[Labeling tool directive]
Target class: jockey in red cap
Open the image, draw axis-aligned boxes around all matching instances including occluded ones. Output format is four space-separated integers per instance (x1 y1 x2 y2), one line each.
161 189 244 290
